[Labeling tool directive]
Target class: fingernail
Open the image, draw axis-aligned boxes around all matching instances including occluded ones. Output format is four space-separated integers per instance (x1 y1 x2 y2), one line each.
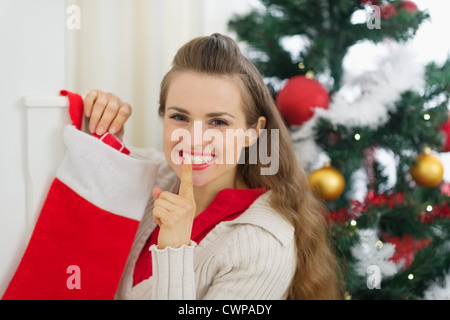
85 110 91 117
89 125 96 133
96 126 104 135
109 126 117 134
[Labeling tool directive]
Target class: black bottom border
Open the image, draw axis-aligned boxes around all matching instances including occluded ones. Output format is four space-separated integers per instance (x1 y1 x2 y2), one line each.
0 299 444 318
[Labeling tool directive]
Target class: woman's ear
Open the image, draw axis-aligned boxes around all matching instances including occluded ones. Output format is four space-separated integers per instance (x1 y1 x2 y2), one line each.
246 116 266 147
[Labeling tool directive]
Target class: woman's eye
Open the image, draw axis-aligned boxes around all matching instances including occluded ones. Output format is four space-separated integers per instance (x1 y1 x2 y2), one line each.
211 119 229 127
169 114 188 122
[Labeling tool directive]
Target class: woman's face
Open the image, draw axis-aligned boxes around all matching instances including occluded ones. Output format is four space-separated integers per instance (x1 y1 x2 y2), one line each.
163 71 255 188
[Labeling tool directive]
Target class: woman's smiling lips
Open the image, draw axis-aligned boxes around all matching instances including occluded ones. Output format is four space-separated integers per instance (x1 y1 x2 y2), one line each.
179 150 216 170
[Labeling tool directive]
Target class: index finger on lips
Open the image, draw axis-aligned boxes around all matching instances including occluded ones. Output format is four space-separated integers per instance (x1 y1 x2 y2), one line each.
179 163 194 201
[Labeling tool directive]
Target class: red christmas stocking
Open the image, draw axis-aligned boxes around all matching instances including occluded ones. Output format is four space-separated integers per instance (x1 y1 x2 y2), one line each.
2 90 157 300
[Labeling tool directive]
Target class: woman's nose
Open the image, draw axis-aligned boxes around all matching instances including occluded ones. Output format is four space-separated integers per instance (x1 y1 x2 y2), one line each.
189 120 206 149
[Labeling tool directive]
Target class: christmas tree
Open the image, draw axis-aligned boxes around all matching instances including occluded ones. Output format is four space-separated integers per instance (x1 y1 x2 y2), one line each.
229 0 450 299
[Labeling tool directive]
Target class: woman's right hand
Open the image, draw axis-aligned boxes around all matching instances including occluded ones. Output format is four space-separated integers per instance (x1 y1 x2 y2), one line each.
152 163 196 250
83 89 132 139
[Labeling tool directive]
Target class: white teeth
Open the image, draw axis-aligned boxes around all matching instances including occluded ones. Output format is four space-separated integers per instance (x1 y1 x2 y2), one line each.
182 153 214 164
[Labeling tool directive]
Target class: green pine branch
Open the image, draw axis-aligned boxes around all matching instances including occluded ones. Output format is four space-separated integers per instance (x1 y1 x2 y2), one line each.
229 0 429 93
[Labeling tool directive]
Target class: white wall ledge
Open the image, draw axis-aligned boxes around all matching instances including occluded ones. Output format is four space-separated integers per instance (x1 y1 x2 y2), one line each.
23 95 69 108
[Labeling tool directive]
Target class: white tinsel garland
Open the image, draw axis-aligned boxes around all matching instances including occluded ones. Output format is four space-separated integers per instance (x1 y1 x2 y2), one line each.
291 40 425 168
422 272 450 300
350 229 399 281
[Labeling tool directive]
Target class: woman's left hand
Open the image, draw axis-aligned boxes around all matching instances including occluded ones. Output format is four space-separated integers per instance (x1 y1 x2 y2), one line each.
83 89 132 139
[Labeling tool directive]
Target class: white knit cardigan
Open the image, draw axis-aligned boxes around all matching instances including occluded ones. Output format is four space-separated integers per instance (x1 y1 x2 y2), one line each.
115 149 296 300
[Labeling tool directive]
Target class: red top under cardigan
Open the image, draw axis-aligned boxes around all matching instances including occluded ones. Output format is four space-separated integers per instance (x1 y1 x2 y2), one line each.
133 187 267 286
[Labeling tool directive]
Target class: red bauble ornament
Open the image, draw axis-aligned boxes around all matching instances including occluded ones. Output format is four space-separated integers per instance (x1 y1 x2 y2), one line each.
398 1 418 13
381 3 397 19
441 116 450 152
276 75 330 126
360 0 380 5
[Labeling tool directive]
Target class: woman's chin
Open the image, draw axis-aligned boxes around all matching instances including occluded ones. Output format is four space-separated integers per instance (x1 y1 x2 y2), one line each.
190 167 216 188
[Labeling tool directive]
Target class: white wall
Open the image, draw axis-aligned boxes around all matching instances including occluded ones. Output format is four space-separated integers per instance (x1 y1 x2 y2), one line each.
0 0 66 296
0 0 255 297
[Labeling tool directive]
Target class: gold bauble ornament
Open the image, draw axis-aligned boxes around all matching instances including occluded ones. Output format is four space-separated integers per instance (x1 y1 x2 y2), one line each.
309 162 345 201
410 147 444 188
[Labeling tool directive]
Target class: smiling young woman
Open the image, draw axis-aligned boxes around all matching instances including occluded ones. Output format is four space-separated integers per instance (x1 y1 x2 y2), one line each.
88 33 344 300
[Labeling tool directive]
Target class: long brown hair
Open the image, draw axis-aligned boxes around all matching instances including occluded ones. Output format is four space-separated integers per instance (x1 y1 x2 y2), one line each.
158 33 344 300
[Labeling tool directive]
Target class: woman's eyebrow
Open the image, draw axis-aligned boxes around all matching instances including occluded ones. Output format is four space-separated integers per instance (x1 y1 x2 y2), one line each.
167 106 235 119
167 106 190 114
206 112 235 119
